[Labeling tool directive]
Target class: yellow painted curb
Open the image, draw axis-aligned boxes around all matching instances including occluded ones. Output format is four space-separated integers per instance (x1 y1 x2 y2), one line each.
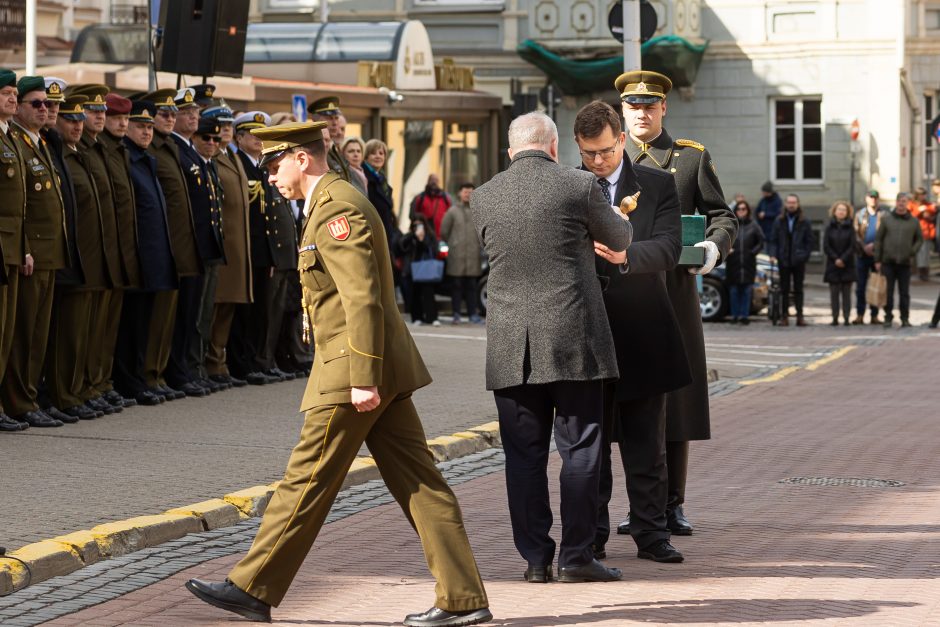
1 540 84 591
90 514 203 558
223 485 276 518
166 499 244 531
50 530 104 566
805 345 856 371
739 365 801 385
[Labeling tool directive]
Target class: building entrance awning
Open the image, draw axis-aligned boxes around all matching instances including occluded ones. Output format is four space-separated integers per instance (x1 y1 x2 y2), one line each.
517 36 709 96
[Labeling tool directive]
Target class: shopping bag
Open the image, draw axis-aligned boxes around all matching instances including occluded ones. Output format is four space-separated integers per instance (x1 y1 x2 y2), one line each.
866 272 887 308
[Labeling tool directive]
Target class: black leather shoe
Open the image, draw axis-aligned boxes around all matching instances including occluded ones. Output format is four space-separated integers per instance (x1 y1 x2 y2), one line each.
0 413 27 431
209 374 240 389
197 377 224 393
158 384 185 400
83 401 104 417
43 406 78 424
185 579 271 623
16 410 63 428
264 367 289 382
523 564 552 583
558 559 622 583
592 543 606 560
637 539 684 563
105 390 136 408
63 404 97 420
135 390 163 406
617 515 630 535
245 371 276 385
403 606 493 626
89 396 120 414
667 506 694 536
177 381 210 397
228 375 248 388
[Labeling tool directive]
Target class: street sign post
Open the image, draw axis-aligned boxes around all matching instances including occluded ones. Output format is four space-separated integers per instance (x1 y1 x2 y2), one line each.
292 94 308 122
849 118 860 208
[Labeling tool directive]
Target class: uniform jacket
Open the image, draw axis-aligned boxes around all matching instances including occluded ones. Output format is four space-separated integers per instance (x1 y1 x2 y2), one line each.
327 143 351 183
822 218 856 284
471 149 633 390
98 131 142 288
440 201 483 277
769 210 814 268
725 217 763 286
148 132 201 277
298 171 431 411
237 150 296 271
62 144 110 290
42 128 85 287
214 147 252 303
592 155 691 402
11 122 68 271
79 131 124 287
170 133 225 264
626 127 736 441
875 210 923 265
0 123 27 268
124 138 177 291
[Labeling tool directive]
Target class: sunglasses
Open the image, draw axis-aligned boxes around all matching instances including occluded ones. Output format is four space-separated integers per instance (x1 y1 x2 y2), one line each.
26 99 49 109
200 134 222 143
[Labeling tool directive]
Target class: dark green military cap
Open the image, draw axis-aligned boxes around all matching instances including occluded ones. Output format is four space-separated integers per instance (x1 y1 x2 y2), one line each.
60 95 88 121
16 75 45 98
615 70 672 105
67 84 110 111
129 101 156 124
308 96 341 116
0 69 16 89
141 88 178 110
252 120 328 166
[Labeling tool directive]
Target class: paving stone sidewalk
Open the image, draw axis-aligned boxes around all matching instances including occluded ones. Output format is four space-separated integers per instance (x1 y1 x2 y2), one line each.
6 335 940 626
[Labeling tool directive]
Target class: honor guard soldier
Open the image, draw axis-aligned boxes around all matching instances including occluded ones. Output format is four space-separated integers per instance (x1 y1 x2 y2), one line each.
186 121 492 627
307 96 354 184
0 69 27 431
141 88 201 399
617 70 738 536
1 76 69 428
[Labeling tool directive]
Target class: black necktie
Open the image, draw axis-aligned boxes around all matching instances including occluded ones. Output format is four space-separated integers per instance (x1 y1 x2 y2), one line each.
598 178 612 205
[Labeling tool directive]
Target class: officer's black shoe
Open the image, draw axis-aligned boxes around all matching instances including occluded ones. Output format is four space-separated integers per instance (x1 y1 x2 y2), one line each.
617 515 631 535
177 382 210 398
637 539 684 563
264 367 288 382
199 377 226 393
82 401 104 417
0 413 27 431
146 387 168 402
186 579 271 623
592 543 606 560
403 606 493 627
63 404 97 420
16 410 63 428
228 375 248 388
105 390 136 408
89 397 118 415
245 371 275 385
44 406 78 424
159 384 185 400
667 506 694 536
558 559 622 583
523 564 552 583
135 390 163 406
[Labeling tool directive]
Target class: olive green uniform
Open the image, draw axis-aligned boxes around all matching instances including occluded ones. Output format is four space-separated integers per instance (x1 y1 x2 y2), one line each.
0 123 27 417
227 173 488 612
1 123 68 416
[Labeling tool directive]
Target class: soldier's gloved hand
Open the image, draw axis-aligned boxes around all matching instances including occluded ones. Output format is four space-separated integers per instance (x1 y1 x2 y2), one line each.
688 240 719 275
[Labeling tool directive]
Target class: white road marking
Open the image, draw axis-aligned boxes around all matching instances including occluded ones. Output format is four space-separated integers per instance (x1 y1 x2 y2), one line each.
411 332 487 341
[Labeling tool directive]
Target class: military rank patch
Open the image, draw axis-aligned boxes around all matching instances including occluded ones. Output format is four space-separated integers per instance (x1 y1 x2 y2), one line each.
326 216 351 241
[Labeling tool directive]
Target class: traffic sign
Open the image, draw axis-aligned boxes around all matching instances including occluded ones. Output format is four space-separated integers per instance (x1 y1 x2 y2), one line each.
850 118 860 142
608 0 657 44
292 94 308 122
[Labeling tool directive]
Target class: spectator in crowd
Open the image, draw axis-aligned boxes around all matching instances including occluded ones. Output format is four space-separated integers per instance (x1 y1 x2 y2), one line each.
755 180 782 242
823 200 856 326
397 215 440 326
269 112 296 125
875 192 923 328
410 173 451 237
724 200 763 324
363 139 398 246
727 192 746 211
342 137 369 195
769 193 814 326
911 186 936 281
853 189 885 324
440 182 484 324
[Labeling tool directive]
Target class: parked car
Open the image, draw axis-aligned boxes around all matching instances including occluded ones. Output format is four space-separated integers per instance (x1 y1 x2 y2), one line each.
700 253 774 322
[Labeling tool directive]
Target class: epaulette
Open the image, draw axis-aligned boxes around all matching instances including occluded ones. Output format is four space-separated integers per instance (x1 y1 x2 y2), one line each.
315 189 332 209
675 139 705 151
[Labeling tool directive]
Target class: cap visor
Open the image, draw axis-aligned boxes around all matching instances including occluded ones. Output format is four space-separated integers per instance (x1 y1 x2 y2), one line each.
258 149 286 167
61 113 85 121
622 95 664 104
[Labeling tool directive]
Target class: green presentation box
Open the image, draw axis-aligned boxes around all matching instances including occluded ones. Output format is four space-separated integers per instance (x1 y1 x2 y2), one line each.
681 214 706 246
679 245 706 266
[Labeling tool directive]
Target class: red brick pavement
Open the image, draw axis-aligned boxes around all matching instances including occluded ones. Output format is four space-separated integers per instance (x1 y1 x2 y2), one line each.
45 335 940 626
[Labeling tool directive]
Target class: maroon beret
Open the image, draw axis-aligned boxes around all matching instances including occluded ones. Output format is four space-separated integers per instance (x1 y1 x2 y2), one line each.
105 93 132 115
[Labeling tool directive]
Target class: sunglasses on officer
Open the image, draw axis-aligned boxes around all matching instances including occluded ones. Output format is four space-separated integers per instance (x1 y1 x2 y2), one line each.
26 99 49 109
199 134 222 143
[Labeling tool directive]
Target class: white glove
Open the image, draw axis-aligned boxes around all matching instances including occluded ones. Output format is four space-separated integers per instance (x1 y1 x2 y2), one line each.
688 240 720 275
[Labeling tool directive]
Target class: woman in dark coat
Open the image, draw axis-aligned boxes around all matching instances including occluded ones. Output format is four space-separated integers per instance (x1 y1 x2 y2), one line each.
396 215 440 325
823 200 856 326
724 201 764 324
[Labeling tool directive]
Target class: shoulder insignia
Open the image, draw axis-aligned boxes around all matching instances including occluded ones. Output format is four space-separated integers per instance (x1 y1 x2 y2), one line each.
675 139 705 151
326 215 351 241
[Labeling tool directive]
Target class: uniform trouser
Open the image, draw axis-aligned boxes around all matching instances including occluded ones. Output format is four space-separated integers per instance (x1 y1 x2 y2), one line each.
188 262 221 379
165 275 202 388
829 282 852 322
882 262 912 322
779 264 806 317
227 393 488 611
83 290 112 401
206 302 237 377
596 389 670 551
855 256 880 317
144 289 178 388
493 380 602 569
91 289 123 395
0 267 20 414
113 291 155 398
666 441 690 510
45 288 94 409
1 269 55 416
254 268 289 371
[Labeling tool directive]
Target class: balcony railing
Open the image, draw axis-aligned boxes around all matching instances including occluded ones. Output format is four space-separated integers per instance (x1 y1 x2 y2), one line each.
111 2 149 24
0 0 25 49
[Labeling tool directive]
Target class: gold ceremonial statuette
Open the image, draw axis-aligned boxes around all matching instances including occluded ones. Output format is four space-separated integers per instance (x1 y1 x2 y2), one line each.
619 191 641 216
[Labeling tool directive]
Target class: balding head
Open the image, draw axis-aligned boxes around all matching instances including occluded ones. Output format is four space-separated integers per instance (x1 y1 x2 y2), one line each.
508 111 558 162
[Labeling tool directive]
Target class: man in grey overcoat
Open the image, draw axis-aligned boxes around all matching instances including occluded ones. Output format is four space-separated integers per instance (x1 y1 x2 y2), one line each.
471 111 632 584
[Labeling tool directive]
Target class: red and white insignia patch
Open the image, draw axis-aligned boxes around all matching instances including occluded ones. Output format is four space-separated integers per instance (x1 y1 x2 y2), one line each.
326 216 351 241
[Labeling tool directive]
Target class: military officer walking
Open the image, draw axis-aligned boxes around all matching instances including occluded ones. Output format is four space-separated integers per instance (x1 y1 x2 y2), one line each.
617 70 738 535
186 121 491 627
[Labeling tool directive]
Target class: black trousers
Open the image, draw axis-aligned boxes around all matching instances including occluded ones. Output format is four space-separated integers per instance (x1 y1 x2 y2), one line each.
829 282 852 321
779 264 806 317
882 262 912 322
597 389 670 551
410 281 438 323
165 274 203 388
450 276 478 318
494 379 603 569
113 291 155 397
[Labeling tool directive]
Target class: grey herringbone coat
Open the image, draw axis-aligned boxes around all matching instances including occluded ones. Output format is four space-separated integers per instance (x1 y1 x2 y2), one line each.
471 149 633 390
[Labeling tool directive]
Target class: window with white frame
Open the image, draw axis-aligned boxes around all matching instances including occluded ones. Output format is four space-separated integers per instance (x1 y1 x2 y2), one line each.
925 92 939 183
771 97 823 182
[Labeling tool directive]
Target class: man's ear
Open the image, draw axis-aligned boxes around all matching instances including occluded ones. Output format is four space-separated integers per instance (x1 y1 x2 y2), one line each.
507 147 515 160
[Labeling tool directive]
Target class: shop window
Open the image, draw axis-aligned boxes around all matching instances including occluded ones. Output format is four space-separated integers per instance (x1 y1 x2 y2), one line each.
771 97 823 183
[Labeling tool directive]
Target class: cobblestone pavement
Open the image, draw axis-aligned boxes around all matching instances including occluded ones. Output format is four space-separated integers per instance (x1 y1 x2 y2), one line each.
3 332 939 625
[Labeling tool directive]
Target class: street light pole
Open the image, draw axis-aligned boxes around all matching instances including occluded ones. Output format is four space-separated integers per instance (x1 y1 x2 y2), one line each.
147 0 156 91
622 0 641 71
26 0 37 74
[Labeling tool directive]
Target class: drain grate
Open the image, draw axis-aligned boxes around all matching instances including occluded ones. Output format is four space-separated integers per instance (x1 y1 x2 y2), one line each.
779 477 905 488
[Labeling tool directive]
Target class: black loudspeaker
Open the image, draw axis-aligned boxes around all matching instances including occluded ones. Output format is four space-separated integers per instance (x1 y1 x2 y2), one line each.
155 0 250 78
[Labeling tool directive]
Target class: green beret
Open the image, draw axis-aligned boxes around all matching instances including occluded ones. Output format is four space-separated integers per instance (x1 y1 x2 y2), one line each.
0 69 16 90
16 75 45 99
252 121 328 166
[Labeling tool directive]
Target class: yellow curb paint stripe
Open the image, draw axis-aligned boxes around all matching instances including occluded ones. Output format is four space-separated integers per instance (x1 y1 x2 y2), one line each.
739 365 801 386
804 345 856 371
738 344 857 386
